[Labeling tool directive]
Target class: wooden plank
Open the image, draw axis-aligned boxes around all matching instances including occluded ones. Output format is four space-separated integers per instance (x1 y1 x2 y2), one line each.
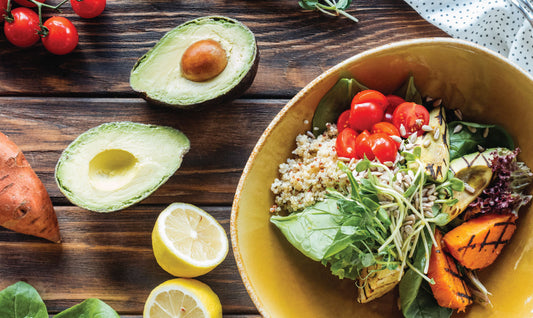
0 97 286 206
0 0 448 97
0 205 258 315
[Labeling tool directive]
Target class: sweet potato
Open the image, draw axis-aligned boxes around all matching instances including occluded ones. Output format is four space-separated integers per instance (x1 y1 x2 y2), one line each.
442 213 516 270
428 229 473 311
0 132 60 242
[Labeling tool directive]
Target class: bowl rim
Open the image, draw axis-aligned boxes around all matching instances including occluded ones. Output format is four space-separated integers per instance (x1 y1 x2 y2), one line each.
229 37 533 317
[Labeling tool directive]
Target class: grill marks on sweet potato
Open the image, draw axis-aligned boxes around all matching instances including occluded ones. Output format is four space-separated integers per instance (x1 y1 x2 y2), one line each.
0 132 60 242
443 214 516 270
428 229 473 311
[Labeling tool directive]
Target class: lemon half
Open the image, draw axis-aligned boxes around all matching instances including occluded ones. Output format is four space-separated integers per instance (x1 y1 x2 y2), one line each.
152 203 229 277
143 278 222 318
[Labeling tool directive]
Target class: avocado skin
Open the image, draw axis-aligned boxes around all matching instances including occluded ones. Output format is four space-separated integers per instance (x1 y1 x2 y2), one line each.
131 16 259 110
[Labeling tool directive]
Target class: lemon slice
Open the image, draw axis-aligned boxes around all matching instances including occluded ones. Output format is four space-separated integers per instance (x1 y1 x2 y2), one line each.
152 202 229 277
143 278 222 318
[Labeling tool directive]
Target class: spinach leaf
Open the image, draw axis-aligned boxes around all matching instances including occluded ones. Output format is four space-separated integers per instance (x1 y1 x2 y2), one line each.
394 74 423 104
311 77 368 136
448 121 514 160
403 281 453 318
0 281 48 318
399 228 452 318
54 298 119 318
270 198 342 261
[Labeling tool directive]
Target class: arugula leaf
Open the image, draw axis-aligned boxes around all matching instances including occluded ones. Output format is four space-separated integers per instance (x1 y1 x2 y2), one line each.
54 298 120 318
0 281 48 318
448 121 514 160
311 77 368 136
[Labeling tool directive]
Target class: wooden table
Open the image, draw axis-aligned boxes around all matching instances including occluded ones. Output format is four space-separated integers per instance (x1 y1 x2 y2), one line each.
0 0 448 316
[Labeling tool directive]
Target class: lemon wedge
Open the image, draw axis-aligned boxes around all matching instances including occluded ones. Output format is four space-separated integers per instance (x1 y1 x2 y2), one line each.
152 202 229 277
143 278 222 318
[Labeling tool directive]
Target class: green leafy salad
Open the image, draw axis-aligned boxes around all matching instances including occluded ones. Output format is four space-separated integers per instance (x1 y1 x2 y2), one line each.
269 75 533 317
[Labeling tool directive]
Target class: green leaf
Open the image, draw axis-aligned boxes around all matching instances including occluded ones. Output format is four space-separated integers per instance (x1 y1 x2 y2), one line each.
377 208 391 227
448 121 514 160
0 281 48 318
311 77 368 136
334 0 352 10
399 226 452 318
394 74 423 105
298 0 318 10
449 177 466 191
432 213 450 226
270 199 342 261
54 298 119 318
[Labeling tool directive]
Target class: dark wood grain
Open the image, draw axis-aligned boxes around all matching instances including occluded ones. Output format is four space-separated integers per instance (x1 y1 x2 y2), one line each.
0 97 286 206
0 0 448 316
0 0 447 98
0 205 257 314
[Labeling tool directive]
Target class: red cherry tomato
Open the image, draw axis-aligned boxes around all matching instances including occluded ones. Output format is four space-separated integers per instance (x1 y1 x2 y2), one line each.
354 130 374 160
71 0 106 19
392 102 430 137
337 110 351 133
3 7 40 48
368 133 399 164
14 0 45 7
0 0 7 22
384 95 405 122
335 127 358 158
349 102 384 132
371 122 400 139
41 16 78 55
352 90 389 111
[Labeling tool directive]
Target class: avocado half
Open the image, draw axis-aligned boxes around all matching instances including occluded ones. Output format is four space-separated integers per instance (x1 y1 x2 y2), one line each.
130 16 259 109
55 122 190 212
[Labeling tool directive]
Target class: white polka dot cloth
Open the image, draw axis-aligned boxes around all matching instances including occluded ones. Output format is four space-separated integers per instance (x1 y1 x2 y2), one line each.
404 0 533 75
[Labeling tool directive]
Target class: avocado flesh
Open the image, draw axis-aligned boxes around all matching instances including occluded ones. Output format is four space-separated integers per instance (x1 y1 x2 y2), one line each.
55 122 190 212
130 16 257 108
441 149 510 223
416 106 450 182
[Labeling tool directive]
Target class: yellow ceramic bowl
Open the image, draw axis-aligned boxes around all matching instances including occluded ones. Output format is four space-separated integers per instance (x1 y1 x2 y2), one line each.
230 38 533 318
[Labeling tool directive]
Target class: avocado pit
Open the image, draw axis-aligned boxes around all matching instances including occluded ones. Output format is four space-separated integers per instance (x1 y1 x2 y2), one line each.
181 39 228 82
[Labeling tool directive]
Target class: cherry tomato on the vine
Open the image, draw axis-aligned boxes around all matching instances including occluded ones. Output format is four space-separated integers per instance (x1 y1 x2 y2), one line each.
41 16 78 55
335 127 358 158
368 133 399 164
354 130 374 160
71 0 106 19
14 0 45 7
384 95 405 122
352 90 389 111
4 7 40 48
337 110 351 133
349 102 384 132
392 102 430 137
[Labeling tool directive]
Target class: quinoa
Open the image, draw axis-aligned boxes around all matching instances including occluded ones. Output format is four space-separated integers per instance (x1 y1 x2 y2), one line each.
270 124 349 213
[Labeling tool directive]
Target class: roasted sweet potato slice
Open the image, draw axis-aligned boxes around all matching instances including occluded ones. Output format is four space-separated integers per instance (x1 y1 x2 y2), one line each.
428 229 473 311
443 213 516 270
0 132 60 242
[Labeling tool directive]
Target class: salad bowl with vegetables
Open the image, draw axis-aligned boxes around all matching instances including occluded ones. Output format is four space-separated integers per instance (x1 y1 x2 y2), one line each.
230 38 533 318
